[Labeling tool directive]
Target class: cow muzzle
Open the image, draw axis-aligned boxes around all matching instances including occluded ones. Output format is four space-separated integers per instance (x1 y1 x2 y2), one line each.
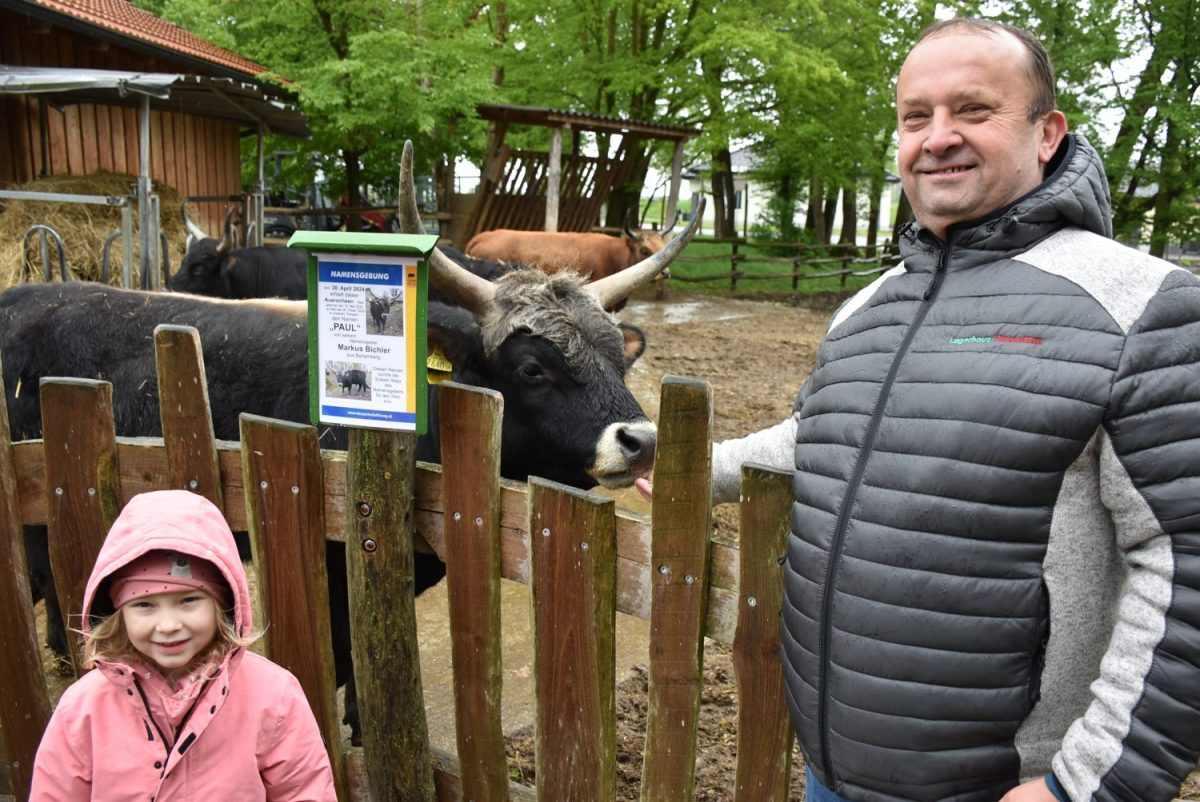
589 419 657 488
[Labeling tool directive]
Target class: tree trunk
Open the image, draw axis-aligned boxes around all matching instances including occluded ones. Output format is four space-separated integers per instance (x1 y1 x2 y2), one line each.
838 181 857 249
822 191 838 245
808 176 824 243
492 2 507 87
345 149 363 232
866 172 883 253
709 146 737 239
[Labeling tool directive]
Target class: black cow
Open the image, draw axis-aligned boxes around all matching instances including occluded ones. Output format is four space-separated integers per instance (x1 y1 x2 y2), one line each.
338 368 369 396
368 297 389 333
171 238 308 300
3 144 701 743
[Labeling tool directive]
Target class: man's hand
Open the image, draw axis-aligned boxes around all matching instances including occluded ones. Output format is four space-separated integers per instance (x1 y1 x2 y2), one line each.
999 777 1058 802
635 476 653 502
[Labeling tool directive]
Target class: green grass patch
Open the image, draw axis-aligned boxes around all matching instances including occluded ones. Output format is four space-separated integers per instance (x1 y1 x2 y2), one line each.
667 238 890 298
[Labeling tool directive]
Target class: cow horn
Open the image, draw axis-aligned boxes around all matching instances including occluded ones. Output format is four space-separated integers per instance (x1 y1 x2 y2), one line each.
217 205 237 254
661 210 680 236
181 202 208 240
587 196 705 311
623 207 640 241
398 141 496 314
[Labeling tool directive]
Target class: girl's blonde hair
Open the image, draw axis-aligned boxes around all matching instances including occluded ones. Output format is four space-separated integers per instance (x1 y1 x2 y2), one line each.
81 593 261 673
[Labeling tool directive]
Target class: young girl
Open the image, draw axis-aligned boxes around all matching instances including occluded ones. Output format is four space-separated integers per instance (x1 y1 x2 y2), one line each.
30 489 336 801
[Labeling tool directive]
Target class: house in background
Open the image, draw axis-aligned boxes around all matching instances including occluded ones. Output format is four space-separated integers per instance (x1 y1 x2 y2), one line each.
0 0 306 236
683 144 901 243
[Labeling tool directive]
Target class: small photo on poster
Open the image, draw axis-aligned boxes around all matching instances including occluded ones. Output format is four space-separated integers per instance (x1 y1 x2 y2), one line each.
365 288 405 336
325 361 371 402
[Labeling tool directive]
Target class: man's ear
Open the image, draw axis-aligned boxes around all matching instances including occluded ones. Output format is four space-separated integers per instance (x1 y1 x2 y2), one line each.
1037 110 1068 166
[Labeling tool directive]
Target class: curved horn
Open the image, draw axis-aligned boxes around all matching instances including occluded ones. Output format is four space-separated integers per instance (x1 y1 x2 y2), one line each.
587 196 705 311
661 209 680 236
180 201 209 240
398 141 496 314
216 204 237 254
623 206 639 240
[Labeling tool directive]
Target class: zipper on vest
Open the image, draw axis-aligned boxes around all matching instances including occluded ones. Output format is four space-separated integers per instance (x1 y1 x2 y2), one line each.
817 244 950 783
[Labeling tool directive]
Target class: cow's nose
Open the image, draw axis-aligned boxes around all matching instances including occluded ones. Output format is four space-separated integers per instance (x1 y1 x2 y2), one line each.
616 423 657 473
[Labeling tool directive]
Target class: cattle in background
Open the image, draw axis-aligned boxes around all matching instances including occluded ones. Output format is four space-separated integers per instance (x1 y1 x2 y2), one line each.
465 217 675 282
174 207 308 300
1 141 704 744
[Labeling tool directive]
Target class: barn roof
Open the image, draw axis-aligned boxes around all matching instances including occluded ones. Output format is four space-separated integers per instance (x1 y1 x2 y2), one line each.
0 65 310 138
2 0 269 80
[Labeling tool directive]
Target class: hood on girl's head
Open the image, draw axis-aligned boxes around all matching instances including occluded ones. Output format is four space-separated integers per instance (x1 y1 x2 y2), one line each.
83 490 252 636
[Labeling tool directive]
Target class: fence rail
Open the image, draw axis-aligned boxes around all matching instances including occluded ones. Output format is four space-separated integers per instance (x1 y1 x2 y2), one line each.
0 328 795 801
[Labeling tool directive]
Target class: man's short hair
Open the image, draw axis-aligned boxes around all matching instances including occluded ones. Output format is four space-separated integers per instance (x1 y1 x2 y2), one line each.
918 18 1057 121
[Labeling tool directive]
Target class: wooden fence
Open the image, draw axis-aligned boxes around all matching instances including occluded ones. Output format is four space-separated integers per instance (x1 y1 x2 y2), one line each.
668 237 901 291
0 325 795 801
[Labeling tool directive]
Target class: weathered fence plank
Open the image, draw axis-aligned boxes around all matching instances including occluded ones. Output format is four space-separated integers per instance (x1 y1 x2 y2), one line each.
640 375 714 802
0 352 52 801
438 382 509 801
239 413 346 801
41 378 123 674
346 428 435 801
530 478 616 802
733 465 794 802
154 324 223 506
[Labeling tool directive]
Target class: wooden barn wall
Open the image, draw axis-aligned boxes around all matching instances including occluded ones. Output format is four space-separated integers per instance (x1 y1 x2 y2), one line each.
0 7 245 235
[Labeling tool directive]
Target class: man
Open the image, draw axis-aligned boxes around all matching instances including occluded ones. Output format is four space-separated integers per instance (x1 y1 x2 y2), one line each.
641 18 1200 802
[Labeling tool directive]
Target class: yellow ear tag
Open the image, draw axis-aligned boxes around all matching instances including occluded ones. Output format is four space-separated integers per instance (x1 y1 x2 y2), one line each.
427 344 453 384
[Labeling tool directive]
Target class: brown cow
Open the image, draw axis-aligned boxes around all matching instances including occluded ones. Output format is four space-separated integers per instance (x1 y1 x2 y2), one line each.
465 222 671 281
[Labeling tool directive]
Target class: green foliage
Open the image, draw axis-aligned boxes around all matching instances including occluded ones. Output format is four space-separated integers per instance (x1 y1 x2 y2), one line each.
132 0 1190 254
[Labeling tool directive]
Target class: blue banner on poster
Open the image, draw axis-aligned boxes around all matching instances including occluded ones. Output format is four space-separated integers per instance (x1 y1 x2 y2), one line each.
318 262 405 286
320 405 416 424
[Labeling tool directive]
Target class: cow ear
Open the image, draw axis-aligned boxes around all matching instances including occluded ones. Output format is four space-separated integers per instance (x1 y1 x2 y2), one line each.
427 311 483 376
619 322 646 366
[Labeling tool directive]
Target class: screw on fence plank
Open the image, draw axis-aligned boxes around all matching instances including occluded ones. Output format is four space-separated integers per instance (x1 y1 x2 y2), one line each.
747 596 758 607
453 512 462 521
580 541 589 551
474 517 483 526
356 502 372 518
361 539 378 553
188 479 199 490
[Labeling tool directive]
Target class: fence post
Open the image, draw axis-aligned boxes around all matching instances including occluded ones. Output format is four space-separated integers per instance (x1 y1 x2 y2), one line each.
154 325 223 507
345 428 435 801
438 383 510 800
0 352 53 801
732 465 794 802
529 478 616 802
640 375 714 802
730 240 739 291
41 378 123 675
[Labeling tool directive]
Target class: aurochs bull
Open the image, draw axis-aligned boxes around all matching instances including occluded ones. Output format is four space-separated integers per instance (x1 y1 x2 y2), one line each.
465 222 671 282
1 141 704 743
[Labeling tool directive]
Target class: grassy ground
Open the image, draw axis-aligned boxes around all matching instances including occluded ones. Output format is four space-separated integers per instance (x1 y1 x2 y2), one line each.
668 238 889 298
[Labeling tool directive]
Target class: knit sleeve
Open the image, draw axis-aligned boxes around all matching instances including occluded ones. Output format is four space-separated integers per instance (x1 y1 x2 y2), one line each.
1053 271 1200 802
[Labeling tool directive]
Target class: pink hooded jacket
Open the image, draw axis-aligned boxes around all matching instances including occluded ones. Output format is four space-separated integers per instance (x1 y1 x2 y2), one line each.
29 490 337 802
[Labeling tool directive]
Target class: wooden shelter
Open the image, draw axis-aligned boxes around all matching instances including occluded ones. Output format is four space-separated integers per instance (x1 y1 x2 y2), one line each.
454 103 699 247
0 0 307 241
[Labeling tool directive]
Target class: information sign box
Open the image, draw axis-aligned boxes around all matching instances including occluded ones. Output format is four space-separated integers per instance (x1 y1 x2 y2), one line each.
288 231 437 434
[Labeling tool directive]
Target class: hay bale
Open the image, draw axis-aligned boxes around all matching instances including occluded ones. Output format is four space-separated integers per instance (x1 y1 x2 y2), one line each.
0 172 191 291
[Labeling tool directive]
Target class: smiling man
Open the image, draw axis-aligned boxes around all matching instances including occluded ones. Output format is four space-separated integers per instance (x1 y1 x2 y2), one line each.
691 17 1200 802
